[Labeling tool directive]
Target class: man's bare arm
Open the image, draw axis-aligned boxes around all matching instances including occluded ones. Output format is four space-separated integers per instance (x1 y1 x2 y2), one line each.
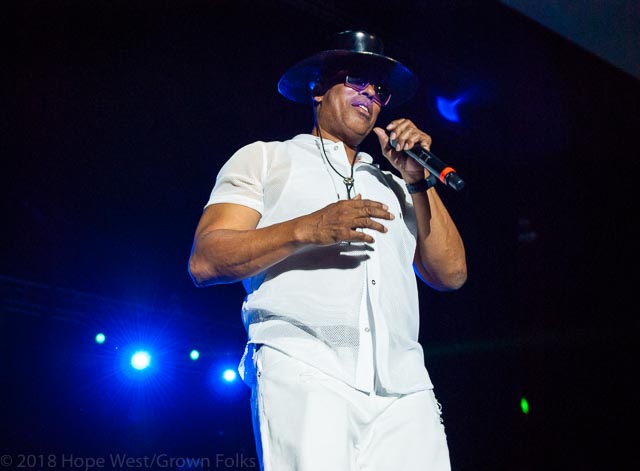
188 197 394 286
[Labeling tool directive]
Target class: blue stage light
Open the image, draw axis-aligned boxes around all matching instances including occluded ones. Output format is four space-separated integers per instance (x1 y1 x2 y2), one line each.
190 350 200 360
206 364 245 401
436 95 464 123
222 369 237 382
95 333 106 344
131 350 151 370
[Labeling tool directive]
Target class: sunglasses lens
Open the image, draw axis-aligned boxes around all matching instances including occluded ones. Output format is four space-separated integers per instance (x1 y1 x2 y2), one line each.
345 77 368 92
375 85 391 105
345 76 391 106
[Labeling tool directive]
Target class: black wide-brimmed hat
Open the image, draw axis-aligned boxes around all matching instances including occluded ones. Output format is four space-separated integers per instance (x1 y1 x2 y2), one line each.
278 30 418 108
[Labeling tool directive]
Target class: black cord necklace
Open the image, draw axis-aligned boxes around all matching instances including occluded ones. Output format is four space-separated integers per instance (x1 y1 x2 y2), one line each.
316 126 356 199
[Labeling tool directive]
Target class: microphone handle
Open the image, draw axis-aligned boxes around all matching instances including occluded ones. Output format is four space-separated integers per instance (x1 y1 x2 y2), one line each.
389 139 465 191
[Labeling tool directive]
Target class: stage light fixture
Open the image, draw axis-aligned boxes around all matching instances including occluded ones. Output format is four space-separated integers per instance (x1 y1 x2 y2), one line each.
520 397 530 415
131 350 152 370
190 350 200 360
95 333 106 344
222 369 237 382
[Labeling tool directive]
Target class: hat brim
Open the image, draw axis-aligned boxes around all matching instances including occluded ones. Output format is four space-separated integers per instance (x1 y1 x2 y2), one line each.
278 50 419 108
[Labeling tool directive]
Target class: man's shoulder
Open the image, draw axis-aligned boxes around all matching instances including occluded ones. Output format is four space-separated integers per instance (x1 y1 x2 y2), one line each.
237 134 310 150
225 136 307 170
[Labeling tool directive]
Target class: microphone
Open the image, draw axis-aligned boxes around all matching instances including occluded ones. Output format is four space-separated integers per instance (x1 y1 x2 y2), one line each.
390 139 465 191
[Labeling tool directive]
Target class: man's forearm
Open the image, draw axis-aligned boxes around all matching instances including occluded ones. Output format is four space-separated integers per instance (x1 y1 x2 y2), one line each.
189 197 397 287
411 187 467 291
189 221 304 286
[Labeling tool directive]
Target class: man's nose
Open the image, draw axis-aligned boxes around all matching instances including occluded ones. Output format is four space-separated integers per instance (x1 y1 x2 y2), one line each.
360 83 377 100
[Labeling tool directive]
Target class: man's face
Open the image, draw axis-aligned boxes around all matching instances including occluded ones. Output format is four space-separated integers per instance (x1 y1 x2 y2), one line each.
315 79 382 147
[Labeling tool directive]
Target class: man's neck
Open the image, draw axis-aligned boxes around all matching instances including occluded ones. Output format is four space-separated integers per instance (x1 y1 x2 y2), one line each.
311 128 359 164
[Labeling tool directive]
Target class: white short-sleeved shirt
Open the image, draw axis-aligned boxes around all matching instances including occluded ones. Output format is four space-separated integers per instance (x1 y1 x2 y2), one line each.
206 134 433 395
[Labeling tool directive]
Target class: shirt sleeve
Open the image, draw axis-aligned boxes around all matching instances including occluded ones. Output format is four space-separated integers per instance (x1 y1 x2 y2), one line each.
205 141 267 215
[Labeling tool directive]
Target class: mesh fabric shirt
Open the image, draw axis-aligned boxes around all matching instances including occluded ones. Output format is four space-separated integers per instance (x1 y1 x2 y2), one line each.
205 134 433 395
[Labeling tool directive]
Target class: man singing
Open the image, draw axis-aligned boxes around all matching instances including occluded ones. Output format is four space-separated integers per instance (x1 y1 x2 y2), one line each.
189 29 467 471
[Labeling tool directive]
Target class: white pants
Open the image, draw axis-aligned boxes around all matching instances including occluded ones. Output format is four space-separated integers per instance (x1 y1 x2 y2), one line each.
246 345 451 471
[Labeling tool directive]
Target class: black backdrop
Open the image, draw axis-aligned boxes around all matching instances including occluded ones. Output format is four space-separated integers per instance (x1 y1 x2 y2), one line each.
6 1 639 469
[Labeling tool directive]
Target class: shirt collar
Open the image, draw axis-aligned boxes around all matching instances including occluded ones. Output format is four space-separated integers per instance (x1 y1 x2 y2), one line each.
292 134 374 164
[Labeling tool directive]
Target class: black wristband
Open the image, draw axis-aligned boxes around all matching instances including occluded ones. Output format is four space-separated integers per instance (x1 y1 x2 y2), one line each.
406 174 438 194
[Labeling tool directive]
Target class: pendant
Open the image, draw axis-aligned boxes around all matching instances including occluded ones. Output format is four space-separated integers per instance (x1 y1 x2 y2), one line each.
343 177 354 199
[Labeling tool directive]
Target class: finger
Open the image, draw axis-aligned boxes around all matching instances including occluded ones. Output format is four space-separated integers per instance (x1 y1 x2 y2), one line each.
362 207 394 220
387 119 413 150
394 127 423 151
385 118 407 132
350 200 394 220
346 230 376 244
358 198 389 212
373 127 390 152
417 134 433 151
398 132 432 153
388 121 434 152
420 142 432 152
404 132 431 151
343 198 389 213
353 217 389 233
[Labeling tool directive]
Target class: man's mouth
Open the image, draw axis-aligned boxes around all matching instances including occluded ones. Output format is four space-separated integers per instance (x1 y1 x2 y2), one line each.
352 103 371 116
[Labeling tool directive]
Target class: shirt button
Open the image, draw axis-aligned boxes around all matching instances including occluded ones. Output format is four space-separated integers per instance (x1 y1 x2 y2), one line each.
371 280 376 285
364 327 371 333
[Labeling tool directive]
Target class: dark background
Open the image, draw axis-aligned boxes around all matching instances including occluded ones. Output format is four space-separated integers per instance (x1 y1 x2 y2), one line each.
5 1 639 469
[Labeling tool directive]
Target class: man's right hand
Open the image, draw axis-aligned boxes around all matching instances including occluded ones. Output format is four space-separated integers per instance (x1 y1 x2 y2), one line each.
294 194 394 246
189 196 394 286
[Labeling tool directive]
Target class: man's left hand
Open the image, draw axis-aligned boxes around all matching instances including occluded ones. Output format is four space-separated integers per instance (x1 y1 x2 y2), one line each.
373 119 432 183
